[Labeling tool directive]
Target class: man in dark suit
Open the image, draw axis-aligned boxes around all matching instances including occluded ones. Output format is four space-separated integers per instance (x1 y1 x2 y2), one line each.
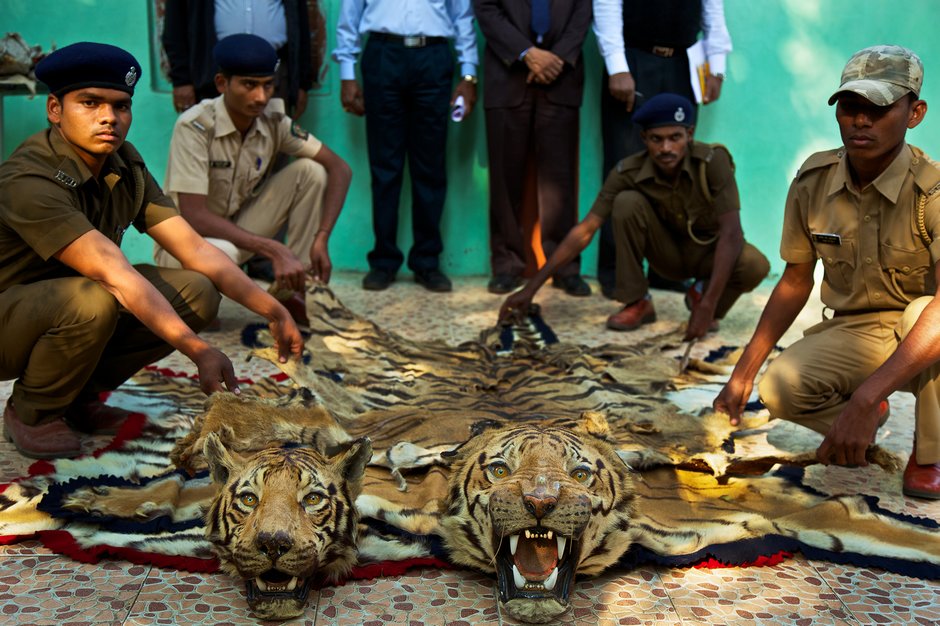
474 0 593 296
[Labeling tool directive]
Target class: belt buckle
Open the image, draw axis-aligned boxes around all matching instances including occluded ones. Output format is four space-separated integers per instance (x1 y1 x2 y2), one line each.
652 45 674 57
403 35 426 48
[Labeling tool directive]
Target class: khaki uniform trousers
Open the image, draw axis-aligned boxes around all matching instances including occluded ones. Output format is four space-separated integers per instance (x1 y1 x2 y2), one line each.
0 266 220 425
610 191 769 316
758 296 940 464
154 159 327 268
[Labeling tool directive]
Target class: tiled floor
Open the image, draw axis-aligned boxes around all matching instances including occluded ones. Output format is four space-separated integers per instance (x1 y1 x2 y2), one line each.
1 272 938 625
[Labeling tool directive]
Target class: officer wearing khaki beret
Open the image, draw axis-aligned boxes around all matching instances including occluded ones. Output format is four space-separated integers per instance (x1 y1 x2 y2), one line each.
714 45 940 499
155 34 352 329
500 93 768 341
0 42 303 459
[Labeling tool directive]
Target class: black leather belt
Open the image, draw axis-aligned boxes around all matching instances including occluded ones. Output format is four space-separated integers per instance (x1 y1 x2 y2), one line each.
631 45 677 58
369 32 447 48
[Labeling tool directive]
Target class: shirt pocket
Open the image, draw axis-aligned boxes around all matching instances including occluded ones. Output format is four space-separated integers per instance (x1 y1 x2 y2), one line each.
880 242 931 295
207 167 234 216
817 240 856 294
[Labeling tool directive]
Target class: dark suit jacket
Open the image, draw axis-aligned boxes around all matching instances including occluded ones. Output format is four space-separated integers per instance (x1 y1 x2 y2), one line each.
473 0 592 109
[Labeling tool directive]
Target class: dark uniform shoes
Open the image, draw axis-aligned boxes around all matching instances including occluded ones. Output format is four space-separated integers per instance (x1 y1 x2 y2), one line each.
414 269 452 292
488 274 523 294
65 401 134 436
3 401 81 459
552 275 592 297
363 268 395 291
606 297 656 331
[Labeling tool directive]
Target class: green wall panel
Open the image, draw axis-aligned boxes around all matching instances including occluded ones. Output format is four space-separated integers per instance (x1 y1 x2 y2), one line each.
3 0 939 278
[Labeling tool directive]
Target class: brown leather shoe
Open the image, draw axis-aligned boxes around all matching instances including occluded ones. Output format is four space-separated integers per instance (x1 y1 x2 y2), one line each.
3 401 82 459
606 297 656 331
277 291 310 330
65 400 134 435
903 448 940 499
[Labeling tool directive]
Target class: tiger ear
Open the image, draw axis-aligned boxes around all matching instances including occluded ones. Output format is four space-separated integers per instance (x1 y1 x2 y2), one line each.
577 411 612 440
204 432 240 484
335 437 372 483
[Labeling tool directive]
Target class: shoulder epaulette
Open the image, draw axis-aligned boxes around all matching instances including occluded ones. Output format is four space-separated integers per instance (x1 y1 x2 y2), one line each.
796 149 841 179
909 146 940 197
616 151 646 174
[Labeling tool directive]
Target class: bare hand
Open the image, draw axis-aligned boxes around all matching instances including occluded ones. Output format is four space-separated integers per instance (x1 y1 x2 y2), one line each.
713 376 752 426
193 347 240 395
269 314 305 363
173 85 196 113
524 48 564 84
268 241 307 292
294 89 309 117
451 80 477 118
308 236 332 284
816 398 881 467
340 80 365 116
608 72 636 111
684 301 717 341
499 289 533 324
703 74 723 105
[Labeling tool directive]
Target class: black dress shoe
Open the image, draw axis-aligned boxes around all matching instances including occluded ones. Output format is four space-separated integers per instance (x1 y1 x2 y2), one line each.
488 274 523 294
414 268 452 292
243 256 276 283
552 274 592 297
363 268 395 290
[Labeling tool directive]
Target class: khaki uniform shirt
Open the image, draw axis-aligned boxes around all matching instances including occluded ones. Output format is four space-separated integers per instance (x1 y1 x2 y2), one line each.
589 140 740 241
0 130 177 293
164 96 323 218
781 144 940 313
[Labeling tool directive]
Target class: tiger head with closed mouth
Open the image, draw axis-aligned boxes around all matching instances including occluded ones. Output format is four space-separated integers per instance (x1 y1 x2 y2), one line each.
203 433 372 621
439 414 637 623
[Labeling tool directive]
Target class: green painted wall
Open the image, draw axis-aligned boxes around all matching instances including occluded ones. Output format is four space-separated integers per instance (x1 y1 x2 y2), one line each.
3 0 939 278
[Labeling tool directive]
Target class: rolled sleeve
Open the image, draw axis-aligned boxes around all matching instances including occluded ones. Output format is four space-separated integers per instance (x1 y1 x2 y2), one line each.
165 118 211 197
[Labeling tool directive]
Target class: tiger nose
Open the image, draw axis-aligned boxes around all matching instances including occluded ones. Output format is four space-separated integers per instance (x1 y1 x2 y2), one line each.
256 531 294 559
523 492 558 519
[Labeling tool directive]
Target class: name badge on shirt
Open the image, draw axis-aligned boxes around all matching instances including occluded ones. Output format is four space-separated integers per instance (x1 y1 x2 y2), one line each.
209 160 232 168
812 232 842 246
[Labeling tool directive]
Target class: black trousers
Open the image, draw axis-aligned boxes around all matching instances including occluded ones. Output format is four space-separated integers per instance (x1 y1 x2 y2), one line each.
362 36 453 274
597 48 697 285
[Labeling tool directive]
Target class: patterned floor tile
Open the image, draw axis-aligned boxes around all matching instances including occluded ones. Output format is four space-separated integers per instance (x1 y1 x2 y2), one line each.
123 566 307 625
813 562 940 626
657 559 858 625
0 555 146 625
316 568 499 625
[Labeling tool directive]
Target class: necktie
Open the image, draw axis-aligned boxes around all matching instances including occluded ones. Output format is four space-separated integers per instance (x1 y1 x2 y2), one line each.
531 0 550 45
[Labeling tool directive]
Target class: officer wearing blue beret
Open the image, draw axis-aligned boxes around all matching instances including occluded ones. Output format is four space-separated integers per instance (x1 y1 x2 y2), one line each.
0 41 303 459
500 92 769 341
156 34 352 329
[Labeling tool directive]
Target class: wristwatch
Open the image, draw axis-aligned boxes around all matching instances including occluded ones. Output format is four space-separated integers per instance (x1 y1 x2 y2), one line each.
462 74 478 85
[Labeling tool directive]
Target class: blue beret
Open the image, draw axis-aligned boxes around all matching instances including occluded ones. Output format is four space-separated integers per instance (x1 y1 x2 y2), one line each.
214 34 279 77
35 42 141 97
633 93 695 129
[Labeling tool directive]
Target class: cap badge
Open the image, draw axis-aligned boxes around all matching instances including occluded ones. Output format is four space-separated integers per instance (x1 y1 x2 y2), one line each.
125 66 138 87
674 107 686 123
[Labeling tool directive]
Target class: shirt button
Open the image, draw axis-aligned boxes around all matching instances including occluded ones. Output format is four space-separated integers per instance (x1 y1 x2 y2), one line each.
826 257 834 263
873 292 881 299
865 257 872 264
902 265 911 274
863 215 871 222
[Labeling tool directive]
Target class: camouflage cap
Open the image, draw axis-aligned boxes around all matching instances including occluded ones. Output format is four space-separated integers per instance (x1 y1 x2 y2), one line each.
828 45 923 106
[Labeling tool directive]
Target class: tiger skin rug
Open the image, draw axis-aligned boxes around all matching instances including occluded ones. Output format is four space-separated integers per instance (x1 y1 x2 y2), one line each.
0 285 937 623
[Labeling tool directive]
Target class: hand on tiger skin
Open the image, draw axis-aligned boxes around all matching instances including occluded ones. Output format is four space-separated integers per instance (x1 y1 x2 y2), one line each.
712 376 752 426
499 289 533 324
193 347 240 395
816 396 881 467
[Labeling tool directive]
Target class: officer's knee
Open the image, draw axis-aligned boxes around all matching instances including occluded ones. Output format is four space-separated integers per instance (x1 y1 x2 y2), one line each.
897 295 932 341
173 270 221 328
756 359 803 423
610 191 652 225
736 247 771 292
289 158 328 188
60 279 120 334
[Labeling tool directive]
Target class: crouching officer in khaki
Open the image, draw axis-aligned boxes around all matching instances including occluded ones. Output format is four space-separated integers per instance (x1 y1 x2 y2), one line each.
0 42 303 459
714 45 940 499
154 34 352 329
499 93 768 341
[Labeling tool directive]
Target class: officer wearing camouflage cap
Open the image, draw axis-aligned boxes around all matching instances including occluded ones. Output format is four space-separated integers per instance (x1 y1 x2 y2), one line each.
499 92 769 340
715 45 940 499
0 42 303 459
